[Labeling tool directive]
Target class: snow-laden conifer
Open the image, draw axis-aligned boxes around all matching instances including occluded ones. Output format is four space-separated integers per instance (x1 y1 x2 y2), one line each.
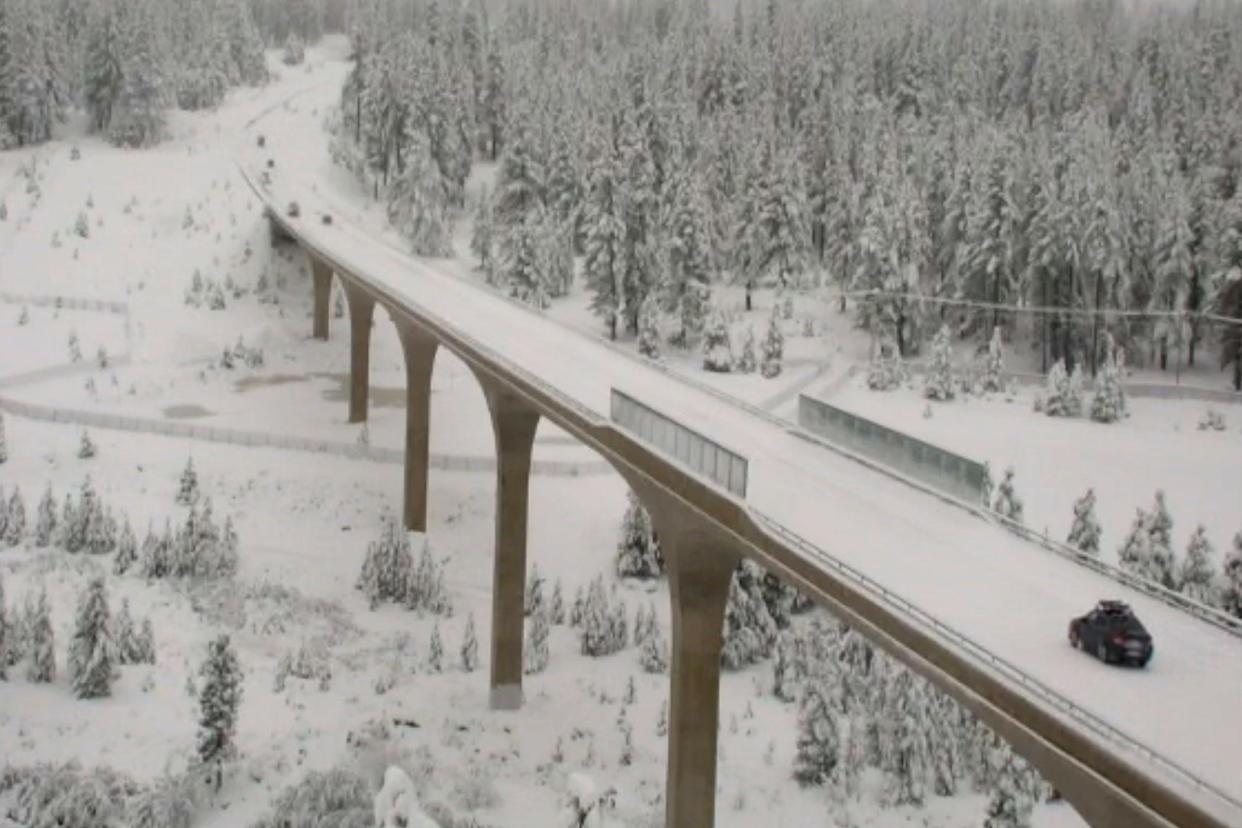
737 325 757 373
1179 525 1217 605
615 490 662 580
524 562 545 617
176 457 200 506
69 576 114 698
992 467 1024 523
981 326 1006 392
702 308 733 372
923 324 955 400
793 684 839 786
721 561 778 670
1221 534 1242 619
28 588 55 683
0 411 7 463
427 622 443 673
549 578 566 625
525 602 550 674
637 293 661 360
1066 489 1101 556
78 430 96 459
356 514 413 608
113 517 137 574
3 486 24 546
197 633 243 791
34 484 55 547
1090 334 1127 423
760 307 784 378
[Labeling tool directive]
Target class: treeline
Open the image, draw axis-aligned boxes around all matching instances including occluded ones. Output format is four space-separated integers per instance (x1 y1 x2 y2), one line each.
0 0 346 151
333 0 1242 383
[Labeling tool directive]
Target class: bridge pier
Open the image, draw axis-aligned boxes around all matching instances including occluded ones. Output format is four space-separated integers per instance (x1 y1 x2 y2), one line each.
656 519 739 828
310 257 332 341
480 381 540 710
342 282 374 424
396 322 437 532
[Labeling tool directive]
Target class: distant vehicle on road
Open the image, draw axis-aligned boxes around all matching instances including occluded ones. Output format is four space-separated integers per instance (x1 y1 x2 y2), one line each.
1069 600 1153 667
287 201 300 218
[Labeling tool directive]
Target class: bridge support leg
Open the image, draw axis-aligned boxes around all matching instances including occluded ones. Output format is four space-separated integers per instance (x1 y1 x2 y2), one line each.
343 283 374 424
658 519 739 828
481 383 539 710
310 257 332 341
396 323 437 532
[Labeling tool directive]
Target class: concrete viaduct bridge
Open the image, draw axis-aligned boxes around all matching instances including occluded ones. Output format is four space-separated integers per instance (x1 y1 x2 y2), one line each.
243 161 1242 828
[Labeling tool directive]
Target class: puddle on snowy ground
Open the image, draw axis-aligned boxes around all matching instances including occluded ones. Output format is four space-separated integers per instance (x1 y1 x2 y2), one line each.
233 371 405 408
163 404 214 419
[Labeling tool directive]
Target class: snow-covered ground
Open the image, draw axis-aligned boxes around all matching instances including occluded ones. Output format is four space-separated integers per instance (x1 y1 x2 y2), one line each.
4 35 1232 828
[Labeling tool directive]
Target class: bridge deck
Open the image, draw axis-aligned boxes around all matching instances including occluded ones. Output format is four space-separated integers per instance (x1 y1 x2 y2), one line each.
251 151 1242 818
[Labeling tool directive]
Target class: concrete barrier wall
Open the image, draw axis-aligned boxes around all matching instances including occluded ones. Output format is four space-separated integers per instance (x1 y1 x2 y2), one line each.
611 389 748 497
798 393 985 503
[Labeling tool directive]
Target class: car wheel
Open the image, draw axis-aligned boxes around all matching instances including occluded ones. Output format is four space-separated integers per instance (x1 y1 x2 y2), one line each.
1096 642 1110 663
1138 655 1151 668
1069 631 1079 649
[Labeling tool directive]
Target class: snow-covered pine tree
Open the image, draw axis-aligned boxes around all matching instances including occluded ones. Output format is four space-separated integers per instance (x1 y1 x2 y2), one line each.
702 308 733 372
356 514 413 608
34 485 55 547
387 136 452 257
197 633 243 791
1144 490 1178 589
721 560 778 670
637 292 661 360
113 517 136 574
794 682 842 788
27 587 55 683
1178 525 1217 605
582 140 628 340
549 579 566 625
882 679 930 807
1118 508 1152 576
984 754 1037 828
866 337 906 391
992 467 1024 523
737 325 757 373
569 585 585 628
136 617 155 664
502 208 550 309
0 411 7 463
663 172 713 350
3 486 24 546
1041 359 1072 416
760 306 784 379
632 603 652 647
1222 534 1242 620
524 562 545 617
639 616 668 674
923 323 955 400
460 613 478 672
114 598 140 665
427 622 443 673
107 11 165 149
579 576 623 657
1090 333 1127 423
282 32 305 66
981 326 1005 392
615 489 662 580
1066 489 1102 556
69 576 114 698
524 603 549 674
0 572 7 680
470 186 497 283
176 457 199 506
78 430 97 459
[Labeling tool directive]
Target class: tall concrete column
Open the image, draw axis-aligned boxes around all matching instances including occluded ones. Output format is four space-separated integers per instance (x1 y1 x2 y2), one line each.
342 282 375 424
651 508 740 828
396 322 438 532
480 381 540 710
310 257 332 341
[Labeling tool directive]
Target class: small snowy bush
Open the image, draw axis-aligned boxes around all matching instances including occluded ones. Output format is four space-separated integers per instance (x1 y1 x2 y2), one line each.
250 768 371 828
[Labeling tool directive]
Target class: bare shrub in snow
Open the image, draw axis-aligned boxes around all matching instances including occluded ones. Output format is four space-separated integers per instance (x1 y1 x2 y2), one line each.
0 762 136 827
250 768 371 828
127 772 197 828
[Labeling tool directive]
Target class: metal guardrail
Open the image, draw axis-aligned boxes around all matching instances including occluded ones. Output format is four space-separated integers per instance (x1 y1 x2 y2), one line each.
798 393 986 502
750 508 1242 816
610 388 748 497
0 291 129 315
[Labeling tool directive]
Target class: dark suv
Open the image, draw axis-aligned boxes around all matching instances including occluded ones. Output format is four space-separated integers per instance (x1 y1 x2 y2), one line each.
1069 601 1153 667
